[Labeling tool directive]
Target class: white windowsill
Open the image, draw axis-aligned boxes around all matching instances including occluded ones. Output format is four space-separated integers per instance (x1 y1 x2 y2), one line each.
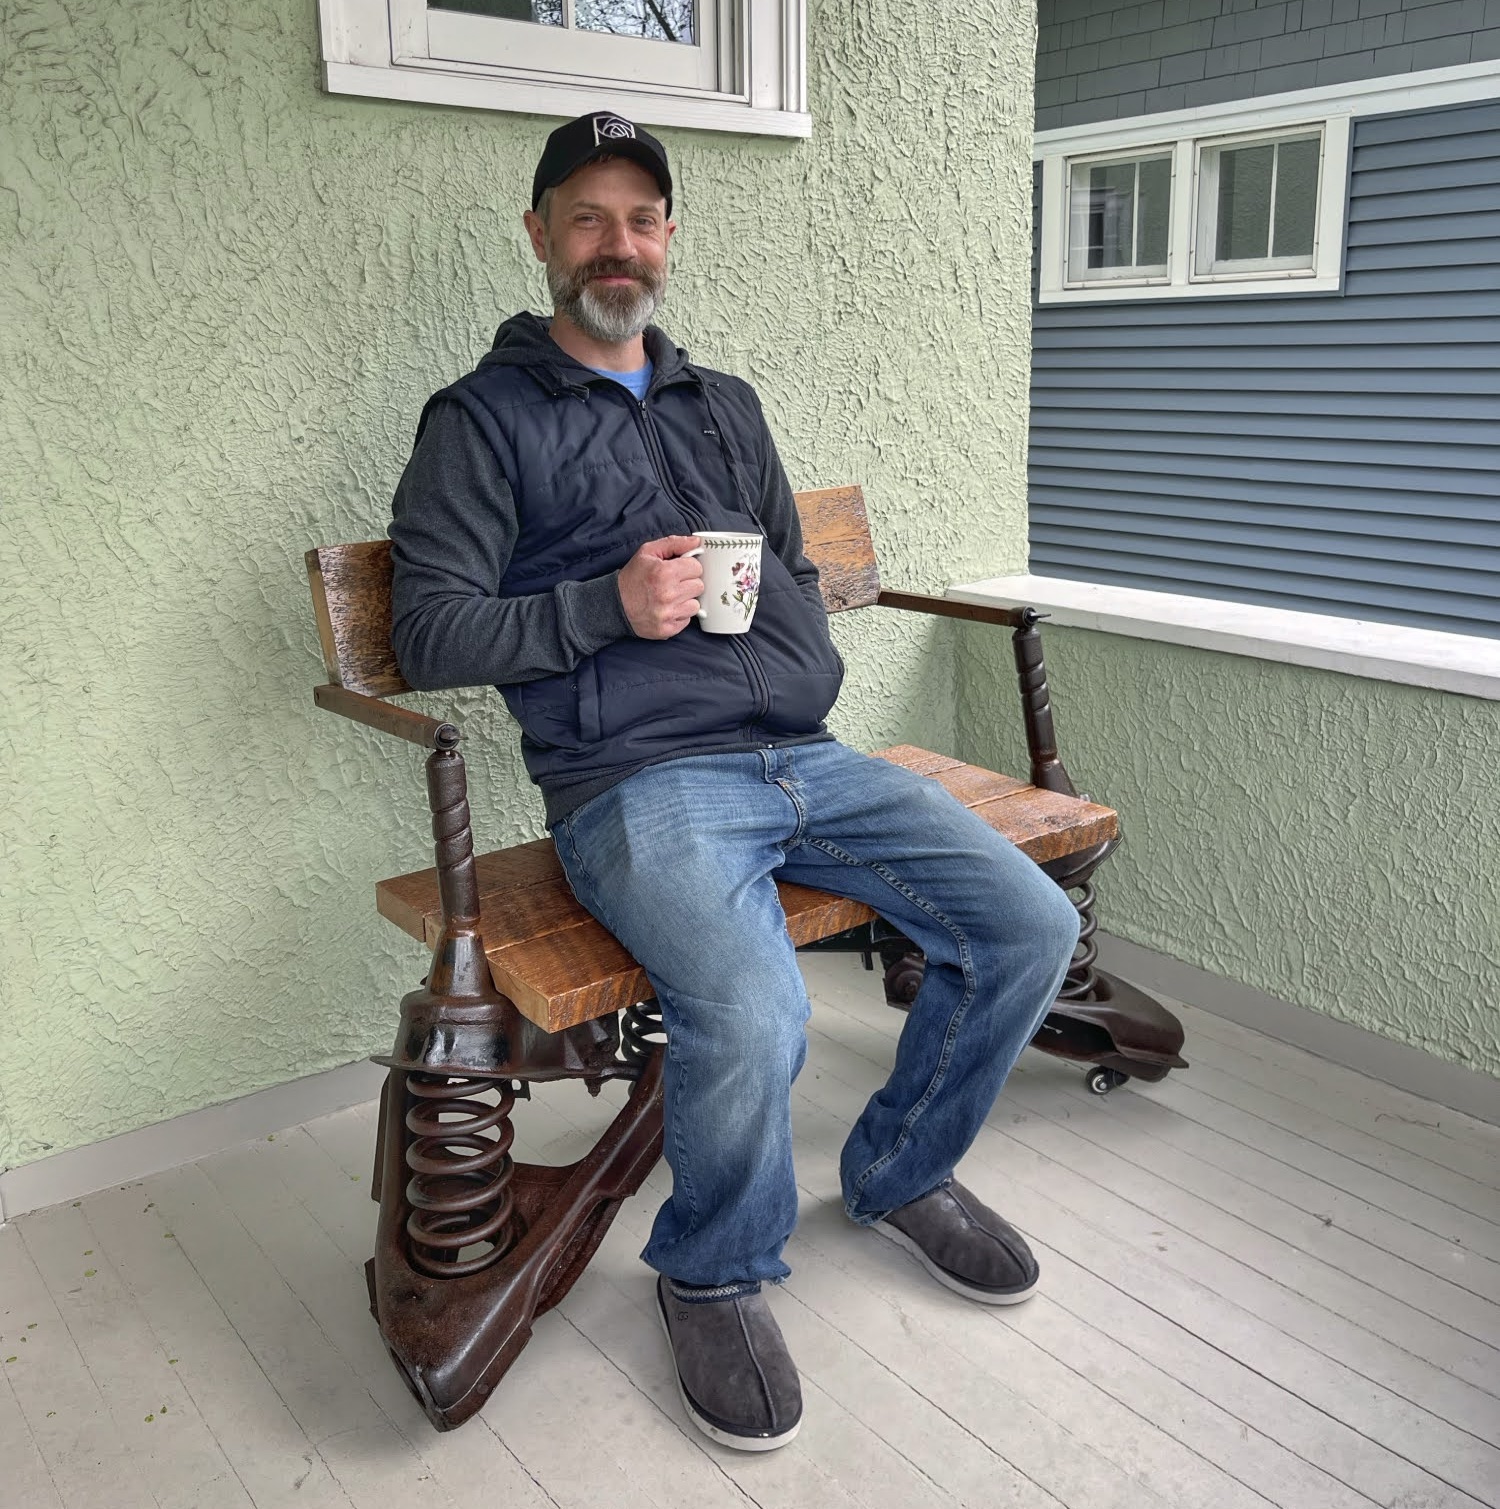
321 62 813 136
945 576 1500 701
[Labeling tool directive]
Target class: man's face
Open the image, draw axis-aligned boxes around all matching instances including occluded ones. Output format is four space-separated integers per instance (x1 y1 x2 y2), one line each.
525 157 676 345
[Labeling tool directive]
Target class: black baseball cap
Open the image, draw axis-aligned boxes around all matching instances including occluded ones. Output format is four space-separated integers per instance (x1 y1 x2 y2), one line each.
531 111 673 217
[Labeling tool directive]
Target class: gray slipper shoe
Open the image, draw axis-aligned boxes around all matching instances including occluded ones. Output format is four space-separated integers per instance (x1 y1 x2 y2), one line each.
876 1179 1040 1305
656 1276 803 1451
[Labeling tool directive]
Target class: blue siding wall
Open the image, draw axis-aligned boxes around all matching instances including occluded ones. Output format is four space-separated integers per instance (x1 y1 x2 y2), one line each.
1028 98 1500 639
1036 0 1498 131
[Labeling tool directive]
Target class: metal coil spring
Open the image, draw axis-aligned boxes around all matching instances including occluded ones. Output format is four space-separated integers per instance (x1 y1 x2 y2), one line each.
404 1074 517 1278
1055 882 1099 1002
620 1000 666 1069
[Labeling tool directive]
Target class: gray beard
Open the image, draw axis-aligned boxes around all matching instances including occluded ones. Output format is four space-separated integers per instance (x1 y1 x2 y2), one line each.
547 261 664 345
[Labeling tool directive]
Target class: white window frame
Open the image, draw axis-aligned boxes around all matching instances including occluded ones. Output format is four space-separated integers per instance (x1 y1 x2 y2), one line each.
1192 127 1327 277
1040 118 1348 304
1037 59 1500 306
318 0 809 137
1065 148 1175 286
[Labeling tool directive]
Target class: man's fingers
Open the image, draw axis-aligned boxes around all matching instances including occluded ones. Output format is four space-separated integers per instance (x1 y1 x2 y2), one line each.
619 536 709 637
639 534 703 560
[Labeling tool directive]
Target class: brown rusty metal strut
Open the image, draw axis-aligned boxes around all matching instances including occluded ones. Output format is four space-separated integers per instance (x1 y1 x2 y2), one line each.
364 739 665 1431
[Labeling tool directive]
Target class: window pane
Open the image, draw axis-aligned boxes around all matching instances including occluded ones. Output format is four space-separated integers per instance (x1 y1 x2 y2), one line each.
1087 161 1137 269
1137 156 1171 266
1216 143 1272 261
1272 135 1320 259
575 0 696 42
430 0 562 20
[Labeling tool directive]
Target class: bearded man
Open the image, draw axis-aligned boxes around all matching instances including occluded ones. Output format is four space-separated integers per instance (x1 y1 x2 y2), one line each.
388 112 1079 1452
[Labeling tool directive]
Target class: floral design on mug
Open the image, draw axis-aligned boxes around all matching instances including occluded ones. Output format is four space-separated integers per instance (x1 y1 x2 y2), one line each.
720 560 760 621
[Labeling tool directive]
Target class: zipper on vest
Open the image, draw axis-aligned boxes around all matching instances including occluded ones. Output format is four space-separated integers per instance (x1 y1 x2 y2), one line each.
634 398 707 530
633 395 773 726
729 636 772 725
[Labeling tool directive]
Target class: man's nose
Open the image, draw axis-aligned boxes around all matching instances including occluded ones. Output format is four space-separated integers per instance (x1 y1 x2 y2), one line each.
600 217 635 256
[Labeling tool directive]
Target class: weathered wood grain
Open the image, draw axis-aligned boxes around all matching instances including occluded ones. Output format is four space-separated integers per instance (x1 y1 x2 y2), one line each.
796 485 883 612
874 745 967 777
305 543 409 697
375 749 1119 1033
930 763 1030 807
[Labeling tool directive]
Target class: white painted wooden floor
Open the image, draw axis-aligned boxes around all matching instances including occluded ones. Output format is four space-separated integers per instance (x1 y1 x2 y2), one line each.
4 952 1499 1509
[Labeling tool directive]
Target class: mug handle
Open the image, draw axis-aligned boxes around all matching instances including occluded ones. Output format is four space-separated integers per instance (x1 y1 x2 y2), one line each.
683 543 707 619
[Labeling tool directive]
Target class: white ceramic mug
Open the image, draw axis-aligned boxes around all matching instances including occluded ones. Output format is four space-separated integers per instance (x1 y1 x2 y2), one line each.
687 531 763 634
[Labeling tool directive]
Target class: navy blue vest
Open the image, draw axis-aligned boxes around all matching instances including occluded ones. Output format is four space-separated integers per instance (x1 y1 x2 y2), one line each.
439 351 844 794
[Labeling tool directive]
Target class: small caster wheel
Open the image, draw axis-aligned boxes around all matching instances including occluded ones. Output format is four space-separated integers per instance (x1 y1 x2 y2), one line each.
882 952 925 1009
1086 1066 1129 1095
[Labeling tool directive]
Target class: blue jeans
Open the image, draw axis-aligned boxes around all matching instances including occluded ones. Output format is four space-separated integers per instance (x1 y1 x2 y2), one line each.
551 742 1079 1291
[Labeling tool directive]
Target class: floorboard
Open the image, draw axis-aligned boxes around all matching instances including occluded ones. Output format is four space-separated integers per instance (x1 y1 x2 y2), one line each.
0 1220 162 1509
7 952 1498 1509
1172 1003 1500 1177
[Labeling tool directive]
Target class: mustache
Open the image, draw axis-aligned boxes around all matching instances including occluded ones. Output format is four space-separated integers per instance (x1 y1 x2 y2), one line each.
580 257 658 286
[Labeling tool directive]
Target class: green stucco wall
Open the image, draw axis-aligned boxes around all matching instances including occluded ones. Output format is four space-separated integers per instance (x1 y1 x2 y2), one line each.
0 1 1038 1168
956 626 1500 1080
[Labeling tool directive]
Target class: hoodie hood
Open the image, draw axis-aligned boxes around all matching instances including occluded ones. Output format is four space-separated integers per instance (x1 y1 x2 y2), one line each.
477 311 693 393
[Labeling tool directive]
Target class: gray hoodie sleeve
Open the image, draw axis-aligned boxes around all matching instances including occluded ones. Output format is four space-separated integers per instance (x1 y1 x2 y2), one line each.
388 399 635 691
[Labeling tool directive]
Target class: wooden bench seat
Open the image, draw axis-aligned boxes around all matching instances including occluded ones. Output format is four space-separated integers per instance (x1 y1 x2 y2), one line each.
375 744 1120 1033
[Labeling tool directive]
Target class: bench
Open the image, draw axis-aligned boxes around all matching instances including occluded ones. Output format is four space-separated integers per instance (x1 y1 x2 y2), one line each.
305 484 1185 1431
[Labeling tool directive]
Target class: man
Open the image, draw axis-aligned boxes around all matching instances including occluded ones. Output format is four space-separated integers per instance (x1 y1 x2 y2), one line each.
389 111 1079 1453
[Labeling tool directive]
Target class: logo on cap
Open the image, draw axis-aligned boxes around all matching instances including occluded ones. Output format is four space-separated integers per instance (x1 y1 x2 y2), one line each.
592 114 637 144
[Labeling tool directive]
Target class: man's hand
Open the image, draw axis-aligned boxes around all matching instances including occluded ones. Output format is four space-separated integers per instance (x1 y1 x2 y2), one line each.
618 536 704 639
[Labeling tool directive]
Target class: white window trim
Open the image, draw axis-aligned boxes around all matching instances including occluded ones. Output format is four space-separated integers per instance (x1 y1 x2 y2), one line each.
1040 118 1349 303
1192 128 1327 277
1064 148 1174 285
1036 58 1500 305
945 576 1500 702
318 0 810 136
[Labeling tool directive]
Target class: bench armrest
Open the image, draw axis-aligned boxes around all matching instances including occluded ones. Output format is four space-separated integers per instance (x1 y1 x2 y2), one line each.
874 590 1077 799
875 589 1027 629
314 684 461 752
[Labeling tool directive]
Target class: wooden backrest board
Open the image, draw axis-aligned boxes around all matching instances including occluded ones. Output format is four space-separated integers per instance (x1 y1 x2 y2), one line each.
306 486 881 696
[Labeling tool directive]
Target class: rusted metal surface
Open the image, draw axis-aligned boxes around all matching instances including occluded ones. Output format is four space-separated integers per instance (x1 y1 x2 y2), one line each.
1010 610 1077 798
368 1053 664 1430
356 738 666 1430
1040 876 1188 1080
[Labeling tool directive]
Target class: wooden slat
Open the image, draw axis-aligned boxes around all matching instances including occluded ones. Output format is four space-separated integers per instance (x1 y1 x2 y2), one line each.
376 838 563 938
795 485 882 612
873 744 967 776
930 763 1030 806
971 788 1118 863
375 748 1119 1033
305 543 410 698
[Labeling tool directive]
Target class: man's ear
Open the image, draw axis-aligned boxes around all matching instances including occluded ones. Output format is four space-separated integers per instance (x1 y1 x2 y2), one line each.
523 209 548 263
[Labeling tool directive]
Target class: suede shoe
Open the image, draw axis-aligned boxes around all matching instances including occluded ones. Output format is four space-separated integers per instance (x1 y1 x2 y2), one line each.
656 1277 803 1451
876 1179 1040 1305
